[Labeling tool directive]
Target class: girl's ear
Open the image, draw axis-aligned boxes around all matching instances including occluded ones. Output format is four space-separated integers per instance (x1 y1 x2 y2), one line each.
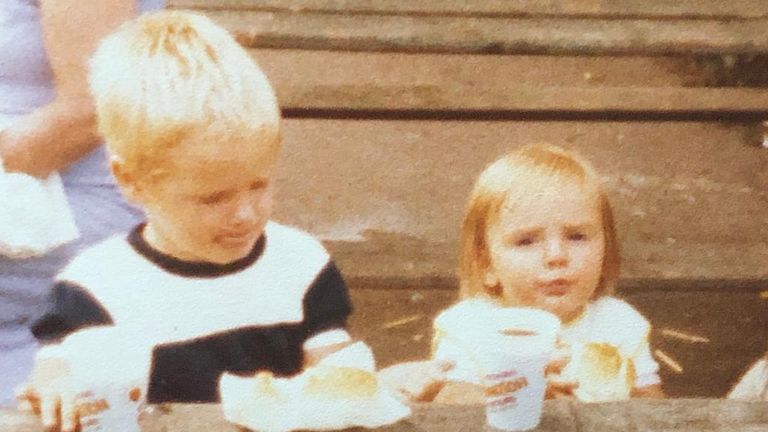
483 269 503 298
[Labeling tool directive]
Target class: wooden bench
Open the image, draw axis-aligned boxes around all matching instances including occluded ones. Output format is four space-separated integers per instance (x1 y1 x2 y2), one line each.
3 400 768 431
163 1 768 398
172 0 768 115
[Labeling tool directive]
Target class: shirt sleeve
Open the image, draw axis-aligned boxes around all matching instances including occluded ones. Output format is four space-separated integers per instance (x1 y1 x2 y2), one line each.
617 301 661 389
31 281 113 343
300 261 353 350
632 334 661 388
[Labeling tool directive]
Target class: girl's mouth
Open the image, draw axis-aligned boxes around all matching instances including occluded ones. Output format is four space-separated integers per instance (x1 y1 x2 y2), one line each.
536 278 572 296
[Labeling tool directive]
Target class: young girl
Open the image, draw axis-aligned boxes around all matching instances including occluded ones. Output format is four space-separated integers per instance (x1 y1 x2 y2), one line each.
380 144 664 402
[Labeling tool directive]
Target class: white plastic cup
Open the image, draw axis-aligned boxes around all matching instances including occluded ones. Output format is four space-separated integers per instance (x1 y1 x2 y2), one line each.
56 328 152 432
73 381 145 432
471 308 561 431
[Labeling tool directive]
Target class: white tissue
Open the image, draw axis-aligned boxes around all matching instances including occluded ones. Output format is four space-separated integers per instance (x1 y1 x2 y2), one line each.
728 358 768 401
0 119 79 258
220 342 411 432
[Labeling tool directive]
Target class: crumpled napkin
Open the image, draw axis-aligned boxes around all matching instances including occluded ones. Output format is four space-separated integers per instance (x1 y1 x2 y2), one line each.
728 357 768 401
220 342 411 432
0 118 79 258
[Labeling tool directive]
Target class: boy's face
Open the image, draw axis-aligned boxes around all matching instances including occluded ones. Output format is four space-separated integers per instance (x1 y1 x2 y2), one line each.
126 135 277 265
484 180 605 324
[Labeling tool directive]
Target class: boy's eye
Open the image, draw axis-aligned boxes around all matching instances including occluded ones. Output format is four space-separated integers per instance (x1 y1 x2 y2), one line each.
197 191 229 205
250 180 268 191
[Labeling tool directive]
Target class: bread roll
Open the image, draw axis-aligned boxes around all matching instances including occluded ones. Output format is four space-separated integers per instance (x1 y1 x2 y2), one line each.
561 342 633 402
304 366 378 398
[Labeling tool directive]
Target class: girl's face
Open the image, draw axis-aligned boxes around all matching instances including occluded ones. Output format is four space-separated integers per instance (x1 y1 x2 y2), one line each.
484 181 605 324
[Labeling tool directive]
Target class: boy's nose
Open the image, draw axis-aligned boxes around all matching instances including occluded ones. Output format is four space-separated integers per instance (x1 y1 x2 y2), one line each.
232 197 257 224
544 238 568 268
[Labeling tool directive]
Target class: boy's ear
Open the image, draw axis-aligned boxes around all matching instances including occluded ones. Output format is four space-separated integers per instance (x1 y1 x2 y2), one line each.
110 157 143 204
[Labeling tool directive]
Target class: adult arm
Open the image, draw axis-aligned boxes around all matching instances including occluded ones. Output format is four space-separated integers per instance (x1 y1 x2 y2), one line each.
0 0 135 178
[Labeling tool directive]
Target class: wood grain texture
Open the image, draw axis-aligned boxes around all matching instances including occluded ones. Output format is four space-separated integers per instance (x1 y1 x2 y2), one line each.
274 84 768 113
170 0 768 20
162 9 768 56
250 50 768 113
272 119 768 281
4 400 768 431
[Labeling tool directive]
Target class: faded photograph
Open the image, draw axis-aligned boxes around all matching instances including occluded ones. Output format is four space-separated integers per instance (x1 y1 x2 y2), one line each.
1 1 767 432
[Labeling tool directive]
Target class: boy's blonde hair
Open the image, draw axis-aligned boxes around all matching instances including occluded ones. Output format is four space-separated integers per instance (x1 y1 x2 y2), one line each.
89 11 280 183
458 144 620 301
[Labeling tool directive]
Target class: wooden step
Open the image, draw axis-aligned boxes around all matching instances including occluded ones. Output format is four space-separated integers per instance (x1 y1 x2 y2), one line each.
250 50 768 115
171 0 768 20
275 83 768 115
168 6 768 56
274 119 768 282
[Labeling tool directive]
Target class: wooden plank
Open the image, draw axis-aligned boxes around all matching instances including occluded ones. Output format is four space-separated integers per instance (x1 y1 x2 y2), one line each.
252 50 714 89
251 50 768 113
202 10 768 56
170 0 768 20
251 49 768 104
250 49 768 115
274 119 768 282
274 84 768 114
6 401 768 431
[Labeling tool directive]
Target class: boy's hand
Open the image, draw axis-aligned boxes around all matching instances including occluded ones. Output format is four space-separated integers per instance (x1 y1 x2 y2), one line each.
17 356 80 432
379 360 453 403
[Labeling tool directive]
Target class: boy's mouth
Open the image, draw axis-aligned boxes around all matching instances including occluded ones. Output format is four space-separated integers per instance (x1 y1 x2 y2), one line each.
216 230 256 248
536 278 572 296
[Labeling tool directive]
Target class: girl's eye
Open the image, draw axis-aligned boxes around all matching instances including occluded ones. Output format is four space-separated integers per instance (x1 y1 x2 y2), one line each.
568 232 587 241
514 237 535 247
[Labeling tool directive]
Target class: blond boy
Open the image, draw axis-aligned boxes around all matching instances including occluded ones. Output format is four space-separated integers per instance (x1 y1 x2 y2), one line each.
22 10 352 429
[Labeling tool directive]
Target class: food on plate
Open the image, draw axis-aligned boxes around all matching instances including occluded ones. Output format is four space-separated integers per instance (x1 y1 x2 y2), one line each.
304 366 378 398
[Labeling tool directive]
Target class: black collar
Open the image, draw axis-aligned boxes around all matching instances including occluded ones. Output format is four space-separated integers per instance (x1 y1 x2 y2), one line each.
127 223 266 278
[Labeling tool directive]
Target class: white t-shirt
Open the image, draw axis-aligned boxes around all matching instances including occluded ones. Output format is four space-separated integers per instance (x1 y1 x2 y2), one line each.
433 297 660 401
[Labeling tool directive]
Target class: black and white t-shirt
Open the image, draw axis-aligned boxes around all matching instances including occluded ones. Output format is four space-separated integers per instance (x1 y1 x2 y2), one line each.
32 222 352 403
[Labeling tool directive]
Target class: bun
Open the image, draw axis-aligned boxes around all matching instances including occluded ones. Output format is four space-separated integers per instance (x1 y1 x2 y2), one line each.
581 343 622 380
304 366 378 398
253 372 282 399
220 342 411 431
561 342 633 401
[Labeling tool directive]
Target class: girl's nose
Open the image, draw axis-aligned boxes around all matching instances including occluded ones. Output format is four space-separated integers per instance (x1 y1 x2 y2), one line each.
544 238 568 268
